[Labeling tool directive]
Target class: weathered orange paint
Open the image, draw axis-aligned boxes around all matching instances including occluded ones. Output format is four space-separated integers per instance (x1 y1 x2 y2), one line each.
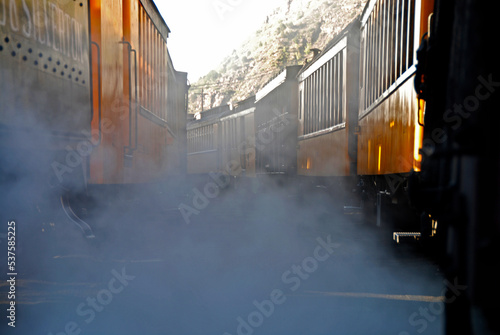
89 0 126 184
297 129 350 176
89 0 187 184
358 78 418 175
357 0 434 177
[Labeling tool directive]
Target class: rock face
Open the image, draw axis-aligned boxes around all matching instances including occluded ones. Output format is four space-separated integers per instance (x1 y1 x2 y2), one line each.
189 0 367 114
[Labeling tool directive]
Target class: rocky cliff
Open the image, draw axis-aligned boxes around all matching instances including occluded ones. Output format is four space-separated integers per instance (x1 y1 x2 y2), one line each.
189 0 367 114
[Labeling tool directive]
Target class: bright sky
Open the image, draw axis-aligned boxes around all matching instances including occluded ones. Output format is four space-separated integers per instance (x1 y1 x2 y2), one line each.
156 0 285 82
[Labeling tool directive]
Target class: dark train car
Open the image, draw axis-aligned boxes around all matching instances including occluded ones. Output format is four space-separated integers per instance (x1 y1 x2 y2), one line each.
411 1 500 333
219 96 255 177
187 105 229 175
254 65 301 175
187 97 256 177
219 97 256 177
297 20 360 179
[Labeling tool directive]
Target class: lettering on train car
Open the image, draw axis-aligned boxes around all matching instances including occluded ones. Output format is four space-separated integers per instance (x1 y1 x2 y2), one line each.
0 0 86 63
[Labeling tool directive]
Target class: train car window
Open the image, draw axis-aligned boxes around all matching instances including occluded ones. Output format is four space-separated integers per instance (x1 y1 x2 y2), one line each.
304 80 309 133
375 1 381 99
333 57 338 126
308 73 313 133
314 70 319 132
384 0 391 92
308 77 312 134
299 89 303 121
190 132 193 153
206 126 209 151
400 0 408 74
368 14 374 107
240 119 246 170
381 0 387 93
138 4 169 121
312 70 316 133
203 126 206 151
325 60 331 128
195 128 199 152
319 68 324 130
360 31 365 92
335 53 340 125
311 73 314 134
325 65 330 129
191 129 194 153
388 0 396 87
360 0 416 112
311 72 315 134
198 127 201 152
407 0 416 69
202 126 206 151
302 45 346 136
340 49 346 123
307 77 310 134
204 126 208 151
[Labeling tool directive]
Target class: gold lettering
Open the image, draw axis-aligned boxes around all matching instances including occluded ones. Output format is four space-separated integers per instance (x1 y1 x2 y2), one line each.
32 0 38 41
44 0 50 46
76 20 83 63
0 0 6 26
71 17 77 60
64 12 71 57
32 0 45 44
58 7 65 55
21 0 31 37
2 0 87 65
9 0 19 32
50 2 58 51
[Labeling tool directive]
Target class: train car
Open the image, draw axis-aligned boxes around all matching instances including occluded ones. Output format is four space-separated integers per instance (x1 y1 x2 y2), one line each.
187 105 229 175
410 1 499 333
0 0 188 238
356 0 434 224
254 65 301 176
357 0 434 184
0 0 92 189
89 0 188 185
297 20 360 181
0 0 95 239
187 97 256 177
219 96 256 177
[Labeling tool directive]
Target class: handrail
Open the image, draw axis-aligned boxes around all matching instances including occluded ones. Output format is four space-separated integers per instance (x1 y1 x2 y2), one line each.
90 41 102 146
119 39 139 156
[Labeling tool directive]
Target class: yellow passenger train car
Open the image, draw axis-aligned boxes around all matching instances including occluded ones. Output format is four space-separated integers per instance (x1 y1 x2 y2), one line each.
357 0 434 177
297 20 360 178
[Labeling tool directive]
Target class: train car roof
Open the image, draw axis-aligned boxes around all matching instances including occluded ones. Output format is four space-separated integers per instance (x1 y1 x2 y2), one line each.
141 0 171 41
187 106 230 128
298 17 361 78
255 66 302 102
187 96 256 129
360 0 379 25
220 107 255 122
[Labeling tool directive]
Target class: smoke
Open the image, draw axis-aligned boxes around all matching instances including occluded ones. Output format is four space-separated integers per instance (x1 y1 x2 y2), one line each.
0 82 444 335
1 163 446 335
1 12 443 335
